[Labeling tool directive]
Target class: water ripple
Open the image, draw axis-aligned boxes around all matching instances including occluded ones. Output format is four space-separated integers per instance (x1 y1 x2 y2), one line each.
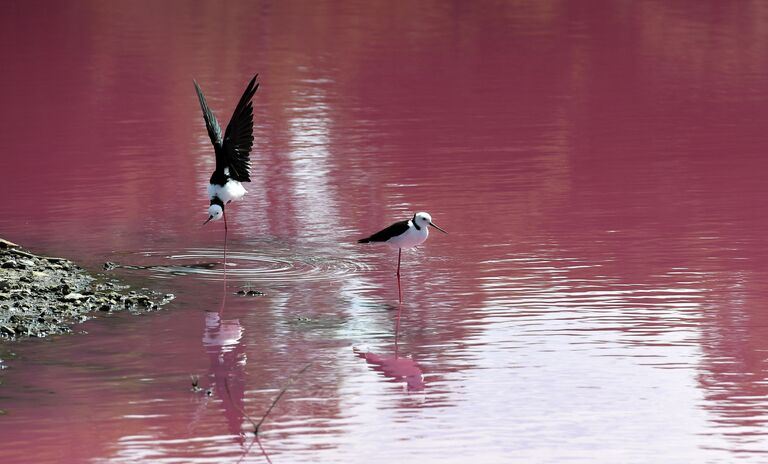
113 248 371 284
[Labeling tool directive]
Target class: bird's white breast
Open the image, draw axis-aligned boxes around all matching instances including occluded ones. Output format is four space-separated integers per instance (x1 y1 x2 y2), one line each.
386 222 429 249
208 180 247 204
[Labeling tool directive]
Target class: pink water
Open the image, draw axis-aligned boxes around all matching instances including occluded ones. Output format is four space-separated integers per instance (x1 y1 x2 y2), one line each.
2 1 768 462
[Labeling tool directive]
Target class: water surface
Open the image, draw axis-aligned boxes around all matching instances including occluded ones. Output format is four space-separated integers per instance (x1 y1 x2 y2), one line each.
2 1 768 462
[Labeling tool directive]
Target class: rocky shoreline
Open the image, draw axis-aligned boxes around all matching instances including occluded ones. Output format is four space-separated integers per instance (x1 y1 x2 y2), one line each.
0 239 173 340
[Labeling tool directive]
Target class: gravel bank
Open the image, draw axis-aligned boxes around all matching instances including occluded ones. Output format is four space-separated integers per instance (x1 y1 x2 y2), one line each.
0 239 173 340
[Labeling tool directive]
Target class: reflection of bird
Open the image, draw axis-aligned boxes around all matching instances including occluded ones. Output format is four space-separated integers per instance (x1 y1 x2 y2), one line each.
355 348 425 391
202 311 248 443
358 212 447 276
355 299 425 391
194 75 259 233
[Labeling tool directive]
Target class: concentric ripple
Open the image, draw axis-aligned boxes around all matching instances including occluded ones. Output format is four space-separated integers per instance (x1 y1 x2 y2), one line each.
114 247 370 283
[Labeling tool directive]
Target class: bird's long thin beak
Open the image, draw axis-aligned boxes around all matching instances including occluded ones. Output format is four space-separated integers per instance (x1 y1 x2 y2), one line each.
203 216 213 225
429 222 447 234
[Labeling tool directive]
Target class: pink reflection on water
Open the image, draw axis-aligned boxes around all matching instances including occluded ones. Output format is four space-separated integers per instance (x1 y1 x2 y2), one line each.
194 281 275 463
355 303 425 392
201 310 247 442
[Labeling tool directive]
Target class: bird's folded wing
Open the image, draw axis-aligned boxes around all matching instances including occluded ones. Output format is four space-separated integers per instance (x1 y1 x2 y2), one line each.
359 220 411 243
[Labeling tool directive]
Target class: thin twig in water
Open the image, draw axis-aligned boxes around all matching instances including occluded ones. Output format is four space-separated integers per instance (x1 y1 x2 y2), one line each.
253 363 313 435
224 363 313 437
224 376 260 432
256 436 273 464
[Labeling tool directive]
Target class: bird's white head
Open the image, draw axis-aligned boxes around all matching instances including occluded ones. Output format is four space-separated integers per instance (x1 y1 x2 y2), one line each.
414 212 447 234
204 204 223 225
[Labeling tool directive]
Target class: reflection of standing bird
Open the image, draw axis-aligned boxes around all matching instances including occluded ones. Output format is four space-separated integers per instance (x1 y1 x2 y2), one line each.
194 75 259 231
358 212 447 276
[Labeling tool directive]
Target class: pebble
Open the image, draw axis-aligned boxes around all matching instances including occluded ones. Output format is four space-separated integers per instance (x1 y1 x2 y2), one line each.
103 262 118 271
237 289 265 296
62 293 87 302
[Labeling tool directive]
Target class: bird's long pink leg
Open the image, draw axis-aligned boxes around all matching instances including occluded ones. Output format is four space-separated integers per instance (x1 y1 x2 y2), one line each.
396 248 401 278
396 249 403 303
219 215 228 314
223 209 228 282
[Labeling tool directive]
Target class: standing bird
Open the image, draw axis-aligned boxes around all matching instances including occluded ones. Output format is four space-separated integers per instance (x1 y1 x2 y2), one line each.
195 75 259 237
358 212 447 277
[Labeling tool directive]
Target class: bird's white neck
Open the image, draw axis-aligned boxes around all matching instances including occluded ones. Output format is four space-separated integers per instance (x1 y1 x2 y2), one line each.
410 220 428 235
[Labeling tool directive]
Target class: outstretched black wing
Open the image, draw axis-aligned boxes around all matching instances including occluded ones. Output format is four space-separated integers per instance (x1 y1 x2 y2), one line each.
358 220 410 243
221 74 259 182
193 80 223 148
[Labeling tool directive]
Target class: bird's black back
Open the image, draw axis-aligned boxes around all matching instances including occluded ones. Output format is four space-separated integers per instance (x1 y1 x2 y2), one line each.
358 219 411 243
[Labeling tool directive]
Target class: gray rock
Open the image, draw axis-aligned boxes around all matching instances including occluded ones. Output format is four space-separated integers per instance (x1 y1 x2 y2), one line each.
17 259 35 269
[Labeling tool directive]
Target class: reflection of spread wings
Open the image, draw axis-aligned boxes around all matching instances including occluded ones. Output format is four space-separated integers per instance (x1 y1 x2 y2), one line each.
194 75 259 182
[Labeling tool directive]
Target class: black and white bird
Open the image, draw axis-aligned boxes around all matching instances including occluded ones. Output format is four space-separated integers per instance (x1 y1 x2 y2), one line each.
194 75 259 233
358 212 447 277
